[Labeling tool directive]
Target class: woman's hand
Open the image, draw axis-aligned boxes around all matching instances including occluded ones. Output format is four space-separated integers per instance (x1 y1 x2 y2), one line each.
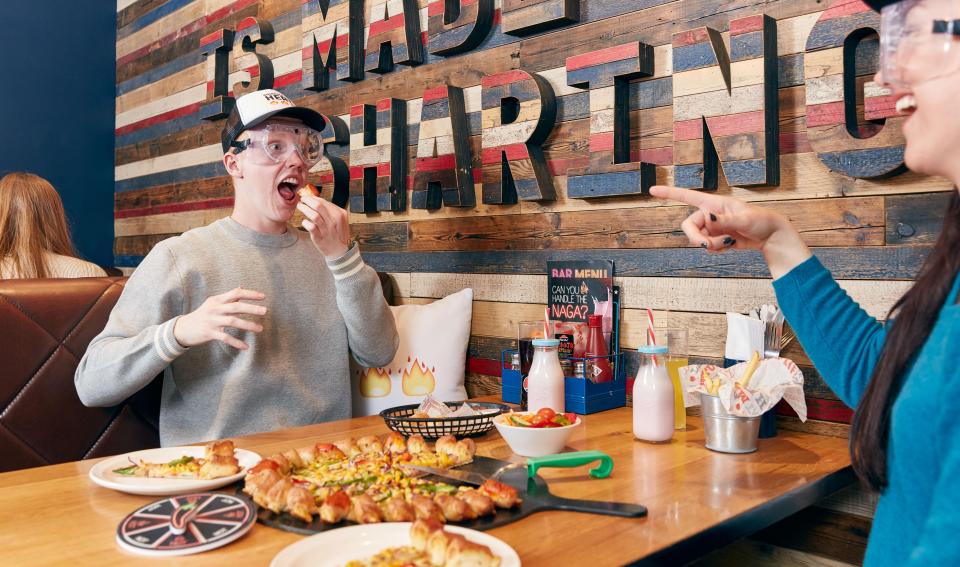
649 185 812 279
296 193 351 259
173 287 267 350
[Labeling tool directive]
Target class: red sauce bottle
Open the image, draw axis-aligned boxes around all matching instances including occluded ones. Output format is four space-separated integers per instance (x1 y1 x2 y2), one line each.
585 314 613 383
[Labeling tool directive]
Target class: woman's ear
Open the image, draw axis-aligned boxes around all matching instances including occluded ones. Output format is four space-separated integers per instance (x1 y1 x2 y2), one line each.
224 152 243 178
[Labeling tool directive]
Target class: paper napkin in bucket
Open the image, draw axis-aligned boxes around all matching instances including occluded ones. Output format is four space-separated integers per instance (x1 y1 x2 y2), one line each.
680 359 807 420
725 312 766 361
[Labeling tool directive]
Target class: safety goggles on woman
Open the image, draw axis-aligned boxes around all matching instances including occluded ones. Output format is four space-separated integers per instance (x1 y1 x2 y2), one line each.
230 123 324 168
880 0 960 88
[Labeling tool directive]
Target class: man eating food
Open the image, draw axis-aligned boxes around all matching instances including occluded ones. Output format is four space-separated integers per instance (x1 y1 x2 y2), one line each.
75 89 399 446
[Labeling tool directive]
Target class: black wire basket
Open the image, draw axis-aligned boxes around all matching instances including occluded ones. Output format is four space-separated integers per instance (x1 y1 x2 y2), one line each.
379 402 510 439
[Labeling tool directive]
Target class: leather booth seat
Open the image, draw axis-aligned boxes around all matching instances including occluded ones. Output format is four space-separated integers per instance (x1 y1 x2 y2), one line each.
0 273 395 473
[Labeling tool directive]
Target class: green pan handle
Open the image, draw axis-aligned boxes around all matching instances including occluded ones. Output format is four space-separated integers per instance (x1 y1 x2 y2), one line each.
525 450 613 479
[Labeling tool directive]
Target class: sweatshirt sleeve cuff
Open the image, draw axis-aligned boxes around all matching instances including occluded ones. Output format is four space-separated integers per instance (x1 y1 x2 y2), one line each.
154 317 188 363
326 242 365 281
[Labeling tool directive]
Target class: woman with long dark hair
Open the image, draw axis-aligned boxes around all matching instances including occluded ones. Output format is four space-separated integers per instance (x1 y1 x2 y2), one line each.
653 0 959 563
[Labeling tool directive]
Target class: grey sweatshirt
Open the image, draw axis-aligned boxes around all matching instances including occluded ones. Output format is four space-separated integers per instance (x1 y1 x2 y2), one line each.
75 217 398 446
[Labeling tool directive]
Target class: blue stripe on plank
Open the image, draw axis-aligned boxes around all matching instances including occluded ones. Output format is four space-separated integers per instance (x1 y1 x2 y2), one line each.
719 158 769 186
805 12 879 52
673 164 706 188
301 0 351 19
116 5 302 97
567 171 649 198
816 146 905 179
115 162 227 193
118 0 194 39
362 246 929 278
116 81 302 147
672 42 720 73
730 30 764 62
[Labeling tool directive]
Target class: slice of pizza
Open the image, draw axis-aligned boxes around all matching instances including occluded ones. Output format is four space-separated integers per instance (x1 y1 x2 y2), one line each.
112 440 240 480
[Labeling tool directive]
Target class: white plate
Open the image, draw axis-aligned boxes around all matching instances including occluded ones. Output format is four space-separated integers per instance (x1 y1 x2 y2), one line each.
89 445 261 496
270 522 521 567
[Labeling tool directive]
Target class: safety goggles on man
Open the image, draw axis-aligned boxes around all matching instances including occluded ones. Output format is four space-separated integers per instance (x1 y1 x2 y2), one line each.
230 123 324 168
880 0 960 88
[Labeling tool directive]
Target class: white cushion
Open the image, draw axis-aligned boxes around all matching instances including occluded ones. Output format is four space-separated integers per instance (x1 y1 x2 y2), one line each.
351 288 473 416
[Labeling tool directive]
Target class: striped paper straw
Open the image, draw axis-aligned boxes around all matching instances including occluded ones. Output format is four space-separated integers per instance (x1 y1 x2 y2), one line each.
646 308 656 346
543 307 550 339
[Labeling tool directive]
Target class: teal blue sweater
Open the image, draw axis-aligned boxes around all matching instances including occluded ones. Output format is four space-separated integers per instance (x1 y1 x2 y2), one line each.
773 256 960 566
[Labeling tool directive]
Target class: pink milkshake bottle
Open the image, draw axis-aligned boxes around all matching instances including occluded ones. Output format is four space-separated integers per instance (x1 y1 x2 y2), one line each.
632 345 674 443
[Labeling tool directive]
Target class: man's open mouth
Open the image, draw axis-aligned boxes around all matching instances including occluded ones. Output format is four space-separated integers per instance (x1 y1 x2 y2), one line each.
895 94 917 115
277 177 300 201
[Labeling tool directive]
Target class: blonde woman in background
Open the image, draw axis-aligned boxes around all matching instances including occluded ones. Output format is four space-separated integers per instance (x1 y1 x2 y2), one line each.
0 172 106 279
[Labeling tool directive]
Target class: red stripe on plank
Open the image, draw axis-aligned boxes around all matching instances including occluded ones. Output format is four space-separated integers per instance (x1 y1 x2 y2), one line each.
349 166 364 179
481 143 529 164
566 43 640 72
672 27 710 48
864 94 899 120
428 1 444 17
115 102 202 136
376 98 393 111
378 163 391 177
236 16 257 31
635 147 673 165
350 104 365 117
467 357 502 378
806 101 846 127
114 197 235 219
820 0 872 20
481 69 531 89
200 29 224 47
421 31 428 45
119 0 258 67
415 155 457 171
549 157 589 175
422 86 450 102
301 32 350 59
730 14 764 36
589 132 614 151
318 173 334 184
705 110 766 137
674 118 704 141
369 13 405 37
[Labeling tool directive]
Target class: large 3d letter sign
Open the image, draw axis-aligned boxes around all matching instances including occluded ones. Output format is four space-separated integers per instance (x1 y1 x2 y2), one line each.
232 17 276 97
302 0 365 92
349 99 408 213
366 0 424 74
200 28 237 120
502 0 579 36
804 0 905 178
312 114 352 208
413 86 476 209
428 0 496 55
480 70 558 204
565 42 656 197
671 14 779 190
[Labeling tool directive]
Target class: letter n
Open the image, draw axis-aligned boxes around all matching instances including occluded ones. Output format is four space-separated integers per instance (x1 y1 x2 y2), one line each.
671 15 779 189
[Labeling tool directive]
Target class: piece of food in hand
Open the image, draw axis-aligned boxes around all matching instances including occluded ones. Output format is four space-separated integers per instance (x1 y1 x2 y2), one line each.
297 183 320 199
411 494 446 523
479 479 520 509
382 496 416 522
320 490 351 524
286 485 318 523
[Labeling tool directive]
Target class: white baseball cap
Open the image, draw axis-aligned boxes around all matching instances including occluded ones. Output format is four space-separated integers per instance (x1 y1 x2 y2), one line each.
221 89 327 153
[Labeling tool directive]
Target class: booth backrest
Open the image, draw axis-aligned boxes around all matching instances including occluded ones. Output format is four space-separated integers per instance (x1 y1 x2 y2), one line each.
0 273 397 472
0 277 160 472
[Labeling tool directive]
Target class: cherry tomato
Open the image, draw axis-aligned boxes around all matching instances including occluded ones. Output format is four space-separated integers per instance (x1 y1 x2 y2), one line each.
564 412 577 423
536 407 557 421
530 414 551 428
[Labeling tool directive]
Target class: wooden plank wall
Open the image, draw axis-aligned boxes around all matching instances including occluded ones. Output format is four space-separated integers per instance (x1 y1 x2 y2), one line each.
114 1 948 562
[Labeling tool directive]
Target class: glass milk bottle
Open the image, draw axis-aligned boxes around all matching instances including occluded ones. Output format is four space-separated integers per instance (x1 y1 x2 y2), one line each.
633 345 674 443
526 339 566 413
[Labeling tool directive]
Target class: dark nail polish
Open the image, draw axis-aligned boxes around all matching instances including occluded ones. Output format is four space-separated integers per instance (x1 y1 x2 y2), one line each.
723 237 736 246
700 242 708 248
709 213 717 222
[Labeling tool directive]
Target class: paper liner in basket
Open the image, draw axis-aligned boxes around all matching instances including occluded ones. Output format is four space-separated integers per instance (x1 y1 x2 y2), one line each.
679 359 807 421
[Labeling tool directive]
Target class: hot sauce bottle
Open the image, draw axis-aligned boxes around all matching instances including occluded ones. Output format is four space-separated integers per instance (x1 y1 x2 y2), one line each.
585 314 613 383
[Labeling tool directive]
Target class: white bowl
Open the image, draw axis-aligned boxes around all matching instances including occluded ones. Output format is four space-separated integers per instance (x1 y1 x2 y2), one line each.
493 415 582 457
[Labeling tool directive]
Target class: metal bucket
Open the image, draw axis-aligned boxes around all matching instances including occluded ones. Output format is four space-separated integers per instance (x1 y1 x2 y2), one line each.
700 392 761 454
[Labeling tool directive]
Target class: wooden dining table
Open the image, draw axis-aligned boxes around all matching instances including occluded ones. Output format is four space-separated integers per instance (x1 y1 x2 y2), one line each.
0 399 854 566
